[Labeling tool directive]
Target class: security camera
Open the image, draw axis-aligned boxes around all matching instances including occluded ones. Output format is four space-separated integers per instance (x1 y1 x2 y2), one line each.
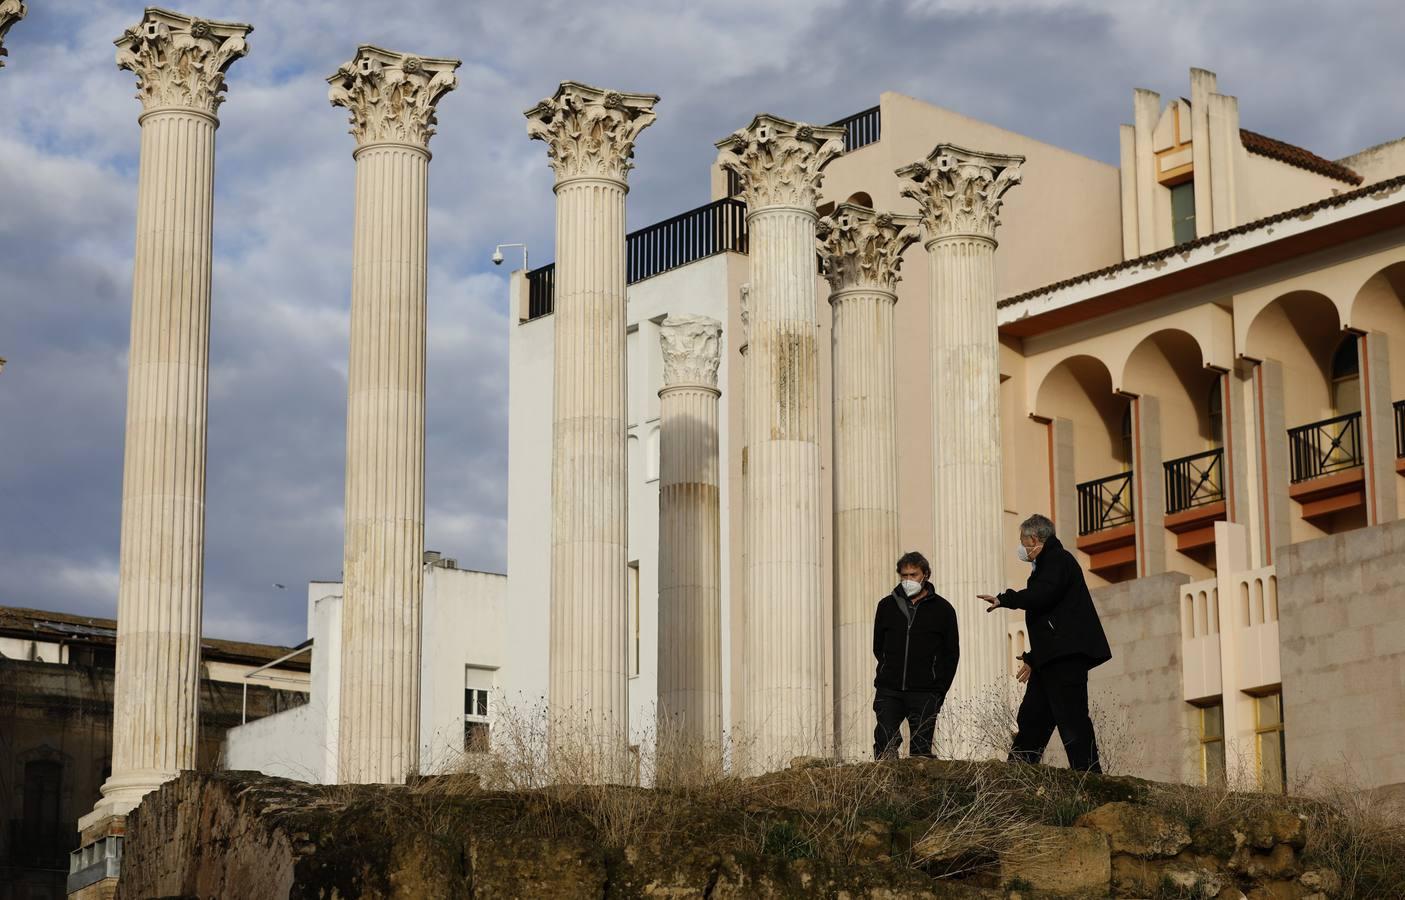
491 249 504 266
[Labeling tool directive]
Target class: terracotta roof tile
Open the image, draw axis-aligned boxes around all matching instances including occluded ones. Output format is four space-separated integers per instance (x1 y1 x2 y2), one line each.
999 174 1405 309
1239 128 1363 185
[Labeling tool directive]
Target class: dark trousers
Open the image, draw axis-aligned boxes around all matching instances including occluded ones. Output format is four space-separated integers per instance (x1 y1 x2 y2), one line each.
1009 656 1102 773
874 689 943 759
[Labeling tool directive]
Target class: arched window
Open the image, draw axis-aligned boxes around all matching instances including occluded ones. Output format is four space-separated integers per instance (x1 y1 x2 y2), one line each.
1331 335 1361 414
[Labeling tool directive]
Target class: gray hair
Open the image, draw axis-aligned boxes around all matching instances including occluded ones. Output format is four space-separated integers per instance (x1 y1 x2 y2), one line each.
1019 513 1056 543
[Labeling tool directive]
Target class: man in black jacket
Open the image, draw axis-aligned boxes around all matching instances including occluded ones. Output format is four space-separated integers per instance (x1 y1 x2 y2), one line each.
872 551 960 759
979 514 1111 773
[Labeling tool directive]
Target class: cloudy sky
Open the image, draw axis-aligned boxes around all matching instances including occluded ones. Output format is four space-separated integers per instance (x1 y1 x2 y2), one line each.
1 0 1400 646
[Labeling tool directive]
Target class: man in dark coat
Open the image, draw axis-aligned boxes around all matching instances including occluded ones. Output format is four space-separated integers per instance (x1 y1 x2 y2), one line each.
872 550 960 759
979 513 1111 772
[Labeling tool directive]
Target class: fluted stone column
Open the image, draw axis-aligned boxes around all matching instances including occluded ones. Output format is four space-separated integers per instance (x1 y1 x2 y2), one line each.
83 10 251 827
0 1 26 68
817 204 919 760
898 145 1023 753
328 46 459 784
717 116 843 769
527 82 657 775
656 315 724 768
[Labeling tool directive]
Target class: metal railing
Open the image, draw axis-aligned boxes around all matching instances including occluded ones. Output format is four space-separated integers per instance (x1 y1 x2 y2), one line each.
1395 399 1404 458
1077 470 1135 536
831 105 881 152
8 819 72 869
1288 412 1362 483
524 198 748 320
1164 448 1224 515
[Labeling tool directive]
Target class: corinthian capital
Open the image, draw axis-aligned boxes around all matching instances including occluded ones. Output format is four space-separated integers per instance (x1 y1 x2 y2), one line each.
0 1 27 69
897 144 1024 242
715 115 844 211
525 81 658 183
817 204 920 293
114 8 251 115
660 315 723 390
328 46 460 148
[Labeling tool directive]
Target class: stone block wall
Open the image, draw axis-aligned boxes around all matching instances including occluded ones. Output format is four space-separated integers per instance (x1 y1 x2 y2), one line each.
1278 518 1405 789
1042 571 1198 783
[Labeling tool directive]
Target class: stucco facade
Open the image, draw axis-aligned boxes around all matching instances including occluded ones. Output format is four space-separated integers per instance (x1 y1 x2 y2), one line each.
505 67 1405 789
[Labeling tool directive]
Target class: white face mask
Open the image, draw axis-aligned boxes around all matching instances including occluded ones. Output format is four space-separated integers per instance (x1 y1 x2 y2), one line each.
1016 543 1034 563
900 579 922 597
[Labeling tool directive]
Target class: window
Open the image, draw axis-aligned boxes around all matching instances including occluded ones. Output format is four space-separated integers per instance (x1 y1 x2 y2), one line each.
1207 375 1224 445
23 760 62 832
1171 181 1197 245
464 666 494 754
1198 703 1226 787
1255 692 1287 793
628 562 641 676
1331 336 1361 414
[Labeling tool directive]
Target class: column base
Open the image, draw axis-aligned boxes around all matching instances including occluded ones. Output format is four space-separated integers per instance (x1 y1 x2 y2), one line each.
68 814 125 899
78 768 176 830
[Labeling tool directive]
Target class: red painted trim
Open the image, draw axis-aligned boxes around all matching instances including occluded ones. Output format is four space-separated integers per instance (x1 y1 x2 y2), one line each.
1255 365 1273 566
1360 334 1378 525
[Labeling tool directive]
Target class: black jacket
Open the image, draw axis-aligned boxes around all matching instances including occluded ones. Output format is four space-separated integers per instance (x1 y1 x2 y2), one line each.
998 535 1111 670
872 583 959 694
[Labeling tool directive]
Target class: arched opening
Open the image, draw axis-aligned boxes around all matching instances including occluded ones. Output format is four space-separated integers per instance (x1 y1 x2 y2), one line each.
1244 290 1342 428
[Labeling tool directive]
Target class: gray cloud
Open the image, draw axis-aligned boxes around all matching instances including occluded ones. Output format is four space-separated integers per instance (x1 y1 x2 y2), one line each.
1 0 1400 644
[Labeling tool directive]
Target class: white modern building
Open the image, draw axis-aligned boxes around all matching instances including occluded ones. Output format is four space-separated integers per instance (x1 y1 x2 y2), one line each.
225 555 505 781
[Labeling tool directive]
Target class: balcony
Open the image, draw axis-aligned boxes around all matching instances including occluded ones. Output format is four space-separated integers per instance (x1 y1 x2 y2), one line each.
1076 470 1136 576
524 197 748 321
1164 448 1226 553
1287 412 1364 520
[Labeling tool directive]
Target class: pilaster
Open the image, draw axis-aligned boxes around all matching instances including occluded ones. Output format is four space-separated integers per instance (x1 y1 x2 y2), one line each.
1130 394 1167 577
1360 332 1398 525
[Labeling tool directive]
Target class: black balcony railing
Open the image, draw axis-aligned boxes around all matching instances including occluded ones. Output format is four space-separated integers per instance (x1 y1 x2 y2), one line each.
628 197 748 283
1395 399 1404 459
830 105 881 152
1077 470 1135 536
1288 412 1362 483
1164 448 1224 515
526 263 555 319
6 819 72 870
524 198 749 321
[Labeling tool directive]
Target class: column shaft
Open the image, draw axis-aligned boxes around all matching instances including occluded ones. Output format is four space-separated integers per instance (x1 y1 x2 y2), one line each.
928 235 1006 718
109 108 217 793
657 381 722 757
550 176 630 754
339 144 429 784
831 287 899 758
746 205 826 765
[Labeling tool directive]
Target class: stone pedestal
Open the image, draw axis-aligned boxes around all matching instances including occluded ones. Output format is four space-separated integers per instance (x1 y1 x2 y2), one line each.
83 9 251 829
717 115 843 769
656 315 724 767
817 204 918 759
328 45 459 784
527 82 657 777
898 145 1023 753
0 0 26 68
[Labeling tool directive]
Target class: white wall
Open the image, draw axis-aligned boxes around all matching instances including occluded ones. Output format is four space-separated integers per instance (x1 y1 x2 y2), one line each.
223 565 505 782
504 253 735 749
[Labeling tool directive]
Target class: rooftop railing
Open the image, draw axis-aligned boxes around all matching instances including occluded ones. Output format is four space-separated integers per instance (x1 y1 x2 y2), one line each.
1287 411 1362 483
1077 470 1134 536
524 198 748 321
1164 448 1224 515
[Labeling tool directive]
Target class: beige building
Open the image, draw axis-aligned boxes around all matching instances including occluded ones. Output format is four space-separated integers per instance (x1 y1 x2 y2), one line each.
506 67 1405 791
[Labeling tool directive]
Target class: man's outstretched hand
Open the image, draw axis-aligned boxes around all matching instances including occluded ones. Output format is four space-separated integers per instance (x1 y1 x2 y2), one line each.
978 594 1001 612
1016 662 1031 684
